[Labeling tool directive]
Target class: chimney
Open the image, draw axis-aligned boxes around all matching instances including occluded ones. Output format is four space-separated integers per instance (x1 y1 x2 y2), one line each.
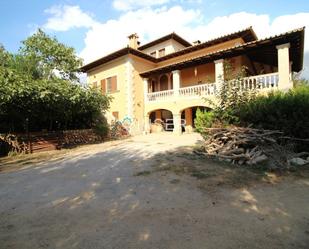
128 33 139 49
193 40 201 45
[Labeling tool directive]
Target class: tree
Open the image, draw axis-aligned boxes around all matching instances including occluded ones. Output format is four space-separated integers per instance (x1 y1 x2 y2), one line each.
20 29 83 81
201 63 257 126
0 31 111 133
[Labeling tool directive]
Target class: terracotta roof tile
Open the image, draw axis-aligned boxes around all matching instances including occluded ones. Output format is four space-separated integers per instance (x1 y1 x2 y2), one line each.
80 27 304 73
139 27 305 77
155 26 257 62
138 32 191 50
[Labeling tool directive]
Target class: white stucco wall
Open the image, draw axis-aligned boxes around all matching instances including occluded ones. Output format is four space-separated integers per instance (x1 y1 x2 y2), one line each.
140 39 187 58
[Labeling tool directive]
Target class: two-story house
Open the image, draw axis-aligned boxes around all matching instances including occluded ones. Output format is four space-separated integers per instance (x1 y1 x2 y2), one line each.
81 27 305 134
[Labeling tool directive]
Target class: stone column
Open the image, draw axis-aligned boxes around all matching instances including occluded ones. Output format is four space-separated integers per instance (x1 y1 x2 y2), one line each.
143 78 149 134
173 113 182 135
276 43 292 91
172 70 181 96
126 57 134 119
143 78 149 102
214 59 224 91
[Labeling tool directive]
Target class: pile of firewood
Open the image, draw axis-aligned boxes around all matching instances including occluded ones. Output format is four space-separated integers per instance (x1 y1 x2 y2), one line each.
199 127 309 168
0 134 27 156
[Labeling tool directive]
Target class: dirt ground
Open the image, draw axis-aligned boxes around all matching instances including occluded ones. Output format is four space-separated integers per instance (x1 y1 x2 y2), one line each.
0 133 309 249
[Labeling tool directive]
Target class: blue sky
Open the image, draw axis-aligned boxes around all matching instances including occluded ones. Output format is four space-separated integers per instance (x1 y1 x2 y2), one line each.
1 0 309 77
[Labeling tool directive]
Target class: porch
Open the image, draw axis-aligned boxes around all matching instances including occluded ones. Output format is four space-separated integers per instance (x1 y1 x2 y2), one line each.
142 41 294 104
146 107 210 134
145 72 280 102
142 42 294 134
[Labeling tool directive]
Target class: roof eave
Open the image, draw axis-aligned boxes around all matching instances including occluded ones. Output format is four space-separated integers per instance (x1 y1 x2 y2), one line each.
138 32 191 51
155 27 258 62
80 47 156 72
140 27 305 78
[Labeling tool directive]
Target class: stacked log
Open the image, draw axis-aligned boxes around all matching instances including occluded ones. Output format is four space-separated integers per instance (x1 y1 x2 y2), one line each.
200 127 294 167
0 134 28 156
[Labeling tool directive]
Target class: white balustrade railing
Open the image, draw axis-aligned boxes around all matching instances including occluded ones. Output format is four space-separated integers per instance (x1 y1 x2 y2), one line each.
146 73 280 102
147 89 174 101
236 73 279 90
147 83 216 101
179 83 217 97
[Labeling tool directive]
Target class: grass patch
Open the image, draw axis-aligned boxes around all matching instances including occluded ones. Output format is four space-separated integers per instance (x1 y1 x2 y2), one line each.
134 170 152 176
145 148 277 189
155 163 192 174
191 170 211 179
170 179 180 184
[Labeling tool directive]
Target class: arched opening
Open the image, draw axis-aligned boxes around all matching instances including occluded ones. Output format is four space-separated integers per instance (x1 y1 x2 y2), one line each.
148 109 173 133
159 75 168 91
181 106 211 132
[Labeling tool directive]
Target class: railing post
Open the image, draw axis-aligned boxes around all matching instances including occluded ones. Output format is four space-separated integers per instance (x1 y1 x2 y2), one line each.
172 70 180 97
276 43 292 91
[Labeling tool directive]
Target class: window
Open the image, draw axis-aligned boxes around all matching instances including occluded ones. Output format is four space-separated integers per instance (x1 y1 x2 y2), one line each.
158 48 165 57
106 77 112 93
101 76 117 94
92 81 97 89
150 51 156 57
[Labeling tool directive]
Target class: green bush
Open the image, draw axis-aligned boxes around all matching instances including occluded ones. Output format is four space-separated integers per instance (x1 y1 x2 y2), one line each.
94 124 109 138
201 64 256 127
194 108 215 133
237 85 309 138
93 116 109 138
0 30 111 133
196 63 309 139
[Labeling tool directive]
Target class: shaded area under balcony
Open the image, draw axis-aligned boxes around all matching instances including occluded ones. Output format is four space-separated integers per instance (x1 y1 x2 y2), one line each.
147 106 211 133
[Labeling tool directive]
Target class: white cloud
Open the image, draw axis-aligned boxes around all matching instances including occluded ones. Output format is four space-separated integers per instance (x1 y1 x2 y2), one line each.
195 12 309 77
43 5 98 31
80 8 309 64
112 0 170 11
79 6 201 63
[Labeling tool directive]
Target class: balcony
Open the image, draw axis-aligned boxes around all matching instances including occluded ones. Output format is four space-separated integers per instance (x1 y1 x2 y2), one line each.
147 83 216 101
146 72 279 102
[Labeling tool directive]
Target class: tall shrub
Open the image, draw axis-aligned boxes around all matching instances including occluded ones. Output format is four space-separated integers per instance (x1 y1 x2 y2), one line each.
237 85 309 138
194 108 215 133
203 63 257 126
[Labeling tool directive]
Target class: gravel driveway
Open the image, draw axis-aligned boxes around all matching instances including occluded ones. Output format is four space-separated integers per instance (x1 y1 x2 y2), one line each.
0 133 308 249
